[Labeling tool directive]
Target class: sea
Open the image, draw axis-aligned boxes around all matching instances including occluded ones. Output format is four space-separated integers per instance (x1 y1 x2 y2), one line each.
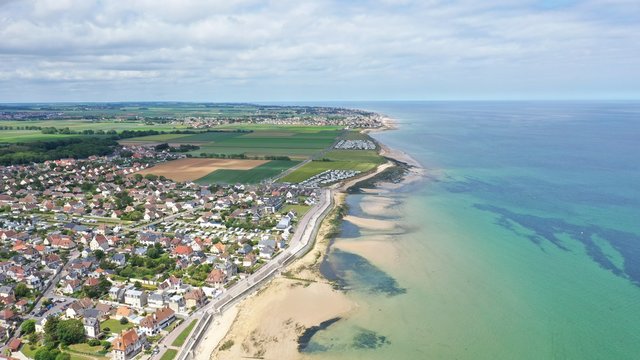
301 101 640 359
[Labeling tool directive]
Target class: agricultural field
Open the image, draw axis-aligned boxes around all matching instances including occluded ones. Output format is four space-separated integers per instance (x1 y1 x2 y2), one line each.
0 130 85 143
136 158 268 182
195 160 299 184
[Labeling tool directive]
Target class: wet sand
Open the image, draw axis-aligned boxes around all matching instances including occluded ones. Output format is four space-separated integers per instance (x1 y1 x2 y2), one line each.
343 215 397 232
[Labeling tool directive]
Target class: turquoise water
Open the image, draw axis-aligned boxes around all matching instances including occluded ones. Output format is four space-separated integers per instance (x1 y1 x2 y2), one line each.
307 102 640 359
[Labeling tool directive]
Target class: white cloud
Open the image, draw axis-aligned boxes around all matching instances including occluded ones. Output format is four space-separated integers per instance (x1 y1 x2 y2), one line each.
0 0 638 101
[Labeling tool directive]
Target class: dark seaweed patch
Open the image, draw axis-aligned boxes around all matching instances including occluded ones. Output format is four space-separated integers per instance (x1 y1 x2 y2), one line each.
474 204 640 286
321 249 407 296
352 328 391 349
298 317 341 352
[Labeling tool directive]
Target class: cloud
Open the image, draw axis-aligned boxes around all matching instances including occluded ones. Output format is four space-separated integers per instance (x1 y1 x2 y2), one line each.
0 0 638 101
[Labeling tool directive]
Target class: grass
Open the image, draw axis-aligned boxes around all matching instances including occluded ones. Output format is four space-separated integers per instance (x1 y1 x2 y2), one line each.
282 204 311 217
322 150 385 163
279 159 382 183
68 343 104 354
172 319 198 347
21 344 38 358
101 319 134 334
0 130 86 143
195 160 300 184
159 349 178 360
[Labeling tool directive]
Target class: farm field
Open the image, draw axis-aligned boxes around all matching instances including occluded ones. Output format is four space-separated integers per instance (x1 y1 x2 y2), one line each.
0 130 86 143
0 119 187 132
321 149 385 163
195 160 299 184
136 158 268 182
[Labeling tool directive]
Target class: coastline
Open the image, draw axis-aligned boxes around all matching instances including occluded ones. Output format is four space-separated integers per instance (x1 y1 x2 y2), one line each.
203 115 424 360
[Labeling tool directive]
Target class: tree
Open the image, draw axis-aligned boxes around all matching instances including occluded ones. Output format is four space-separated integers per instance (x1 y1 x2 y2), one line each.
14 283 30 298
34 348 60 360
43 316 60 344
94 249 105 261
56 319 85 345
21 319 36 334
119 317 129 325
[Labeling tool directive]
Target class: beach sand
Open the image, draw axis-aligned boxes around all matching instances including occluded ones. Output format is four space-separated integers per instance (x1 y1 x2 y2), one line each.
209 193 356 360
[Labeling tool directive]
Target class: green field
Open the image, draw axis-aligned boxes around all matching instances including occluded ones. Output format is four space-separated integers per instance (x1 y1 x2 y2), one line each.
0 130 86 143
0 119 188 144
195 160 299 184
172 319 197 347
321 149 385 163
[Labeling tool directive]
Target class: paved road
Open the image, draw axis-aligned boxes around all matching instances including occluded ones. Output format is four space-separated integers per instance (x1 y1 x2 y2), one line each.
153 188 333 360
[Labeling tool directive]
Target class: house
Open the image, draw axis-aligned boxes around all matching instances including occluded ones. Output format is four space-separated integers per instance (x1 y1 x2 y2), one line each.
138 307 175 336
61 279 82 294
83 317 100 338
0 309 16 326
243 253 257 267
111 329 147 360
167 295 185 313
111 254 126 266
7 338 21 353
109 286 126 302
206 269 227 288
124 289 147 308
0 286 14 298
184 288 206 309
275 216 291 230
66 298 93 318
115 306 134 320
89 235 110 251
147 293 165 308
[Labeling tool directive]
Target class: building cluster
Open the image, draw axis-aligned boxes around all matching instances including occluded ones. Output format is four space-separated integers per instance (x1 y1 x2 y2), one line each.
334 139 376 150
299 170 362 187
0 148 319 358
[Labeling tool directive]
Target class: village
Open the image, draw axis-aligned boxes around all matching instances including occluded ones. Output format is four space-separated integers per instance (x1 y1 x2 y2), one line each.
0 144 322 360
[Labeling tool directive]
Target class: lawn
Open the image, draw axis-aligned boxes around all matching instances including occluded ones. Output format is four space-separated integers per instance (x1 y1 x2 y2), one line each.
101 319 135 334
282 204 311 217
195 160 300 184
160 349 178 360
21 344 38 359
159 349 178 360
172 319 197 347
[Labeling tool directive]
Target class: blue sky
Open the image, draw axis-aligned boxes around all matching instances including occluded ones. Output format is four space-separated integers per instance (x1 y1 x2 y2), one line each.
0 0 638 102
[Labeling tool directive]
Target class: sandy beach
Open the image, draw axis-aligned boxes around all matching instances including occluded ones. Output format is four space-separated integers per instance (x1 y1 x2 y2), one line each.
208 193 356 360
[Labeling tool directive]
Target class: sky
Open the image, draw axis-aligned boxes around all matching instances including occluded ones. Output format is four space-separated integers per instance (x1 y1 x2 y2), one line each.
0 0 639 102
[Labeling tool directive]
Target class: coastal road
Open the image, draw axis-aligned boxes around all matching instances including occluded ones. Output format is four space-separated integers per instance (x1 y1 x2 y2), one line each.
154 188 333 360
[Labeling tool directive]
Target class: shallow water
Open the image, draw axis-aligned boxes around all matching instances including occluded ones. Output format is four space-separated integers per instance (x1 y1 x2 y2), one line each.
306 101 640 360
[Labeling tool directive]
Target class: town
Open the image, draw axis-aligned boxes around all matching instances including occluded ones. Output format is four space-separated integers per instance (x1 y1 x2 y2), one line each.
0 102 388 360
0 145 326 360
